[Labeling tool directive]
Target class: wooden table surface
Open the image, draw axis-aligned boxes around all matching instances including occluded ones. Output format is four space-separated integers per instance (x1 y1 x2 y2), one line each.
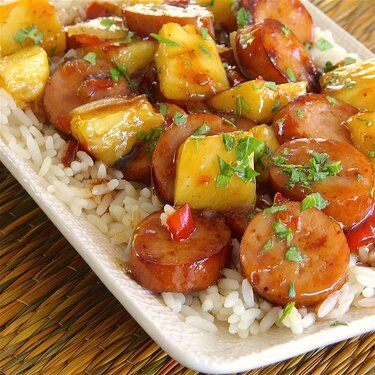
0 1 374 374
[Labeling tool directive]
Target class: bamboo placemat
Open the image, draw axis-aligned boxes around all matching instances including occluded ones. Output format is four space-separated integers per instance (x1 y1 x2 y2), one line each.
1 1 374 374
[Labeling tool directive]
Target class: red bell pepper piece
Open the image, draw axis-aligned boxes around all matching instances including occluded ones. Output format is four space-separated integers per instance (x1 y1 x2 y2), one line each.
61 140 78 167
87 77 114 89
86 1 116 19
166 204 196 241
346 208 375 252
74 35 105 46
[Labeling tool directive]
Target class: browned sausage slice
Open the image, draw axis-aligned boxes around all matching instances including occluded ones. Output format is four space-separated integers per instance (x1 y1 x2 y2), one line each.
269 138 374 229
43 58 130 134
130 211 232 293
240 201 349 306
272 93 357 144
123 4 214 37
152 113 234 203
241 0 314 44
233 19 320 92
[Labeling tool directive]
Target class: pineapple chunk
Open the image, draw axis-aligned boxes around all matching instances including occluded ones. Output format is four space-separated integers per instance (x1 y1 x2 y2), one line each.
0 46 49 108
71 96 164 166
0 0 66 57
154 22 229 101
195 0 236 30
175 131 257 210
346 112 375 168
207 79 307 123
320 58 375 111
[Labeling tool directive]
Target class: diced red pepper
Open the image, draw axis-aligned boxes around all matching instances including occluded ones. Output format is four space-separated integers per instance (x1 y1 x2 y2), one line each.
346 208 375 252
74 34 105 46
61 140 78 167
86 1 116 19
166 204 196 241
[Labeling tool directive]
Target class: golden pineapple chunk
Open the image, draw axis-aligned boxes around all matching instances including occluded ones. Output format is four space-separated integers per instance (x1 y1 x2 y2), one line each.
71 96 164 166
175 131 257 210
207 79 307 123
0 46 49 108
154 22 229 101
195 0 235 29
320 58 375 111
0 0 66 57
346 112 375 168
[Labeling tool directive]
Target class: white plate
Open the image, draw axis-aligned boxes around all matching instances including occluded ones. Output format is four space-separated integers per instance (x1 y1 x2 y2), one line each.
0 1 374 373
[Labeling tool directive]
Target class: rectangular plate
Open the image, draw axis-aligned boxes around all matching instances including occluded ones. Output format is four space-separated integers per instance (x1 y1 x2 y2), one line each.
0 1 374 373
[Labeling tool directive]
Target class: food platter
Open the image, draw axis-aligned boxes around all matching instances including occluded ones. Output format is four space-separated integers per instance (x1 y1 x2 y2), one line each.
0 0 374 373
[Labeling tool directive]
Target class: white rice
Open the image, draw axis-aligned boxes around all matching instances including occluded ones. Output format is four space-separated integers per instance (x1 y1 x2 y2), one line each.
0 1 374 338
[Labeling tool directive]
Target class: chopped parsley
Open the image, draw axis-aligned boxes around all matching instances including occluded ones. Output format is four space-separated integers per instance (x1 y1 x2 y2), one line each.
326 95 338 105
301 192 329 212
286 67 296 82
285 246 304 262
288 283 296 298
138 127 163 155
323 61 337 73
273 220 293 246
191 122 210 139
109 68 120 82
222 133 235 151
236 96 250 117
368 150 375 158
272 152 342 189
344 57 356 65
296 109 304 118
263 204 288 215
150 33 180 47
216 157 233 188
315 37 334 51
271 99 281 113
159 103 168 116
113 61 138 89
259 238 273 255
281 25 290 36
200 27 209 40
356 173 364 181
344 81 356 88
236 7 252 28
173 112 188 126
265 81 277 91
304 42 312 50
199 44 211 56
252 82 261 90
14 24 43 45
124 31 135 43
330 321 348 327
230 0 239 12
84 52 97 66
279 302 295 322
100 18 115 29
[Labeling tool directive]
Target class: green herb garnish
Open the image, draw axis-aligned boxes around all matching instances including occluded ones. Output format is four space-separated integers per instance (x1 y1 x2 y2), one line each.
236 96 250 117
330 321 348 327
109 68 120 82
236 7 252 28
315 38 334 51
14 24 43 45
191 122 210 138
100 18 115 29
173 112 187 126
301 192 329 212
296 109 303 118
222 133 235 151
84 52 97 66
344 57 356 65
259 238 273 255
113 61 138 89
265 81 277 91
199 44 211 56
273 220 293 245
263 205 288 215
285 246 304 262
271 99 280 113
159 103 168 116
201 27 209 40
124 31 135 43
150 33 180 47
288 283 296 298
286 67 296 82
326 95 338 105
281 25 290 36
138 127 164 155
279 302 295 322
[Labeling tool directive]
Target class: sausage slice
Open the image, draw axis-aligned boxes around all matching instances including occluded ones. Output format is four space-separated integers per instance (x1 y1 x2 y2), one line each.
152 113 234 203
43 58 130 134
272 93 357 144
123 3 214 37
233 19 320 92
241 0 314 44
130 211 232 293
270 138 374 229
240 201 350 306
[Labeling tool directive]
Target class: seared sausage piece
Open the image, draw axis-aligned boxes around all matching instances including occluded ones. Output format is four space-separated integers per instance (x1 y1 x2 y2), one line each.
240 201 349 306
152 113 234 203
43 58 130 134
233 19 320 92
130 211 232 293
270 139 374 229
240 0 313 44
123 4 214 37
272 93 357 144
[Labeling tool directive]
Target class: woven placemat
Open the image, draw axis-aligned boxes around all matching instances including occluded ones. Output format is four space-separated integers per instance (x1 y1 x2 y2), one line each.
1 1 374 374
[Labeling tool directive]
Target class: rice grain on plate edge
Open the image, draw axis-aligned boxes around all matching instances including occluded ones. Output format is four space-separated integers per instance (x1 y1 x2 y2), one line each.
0 0 374 338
